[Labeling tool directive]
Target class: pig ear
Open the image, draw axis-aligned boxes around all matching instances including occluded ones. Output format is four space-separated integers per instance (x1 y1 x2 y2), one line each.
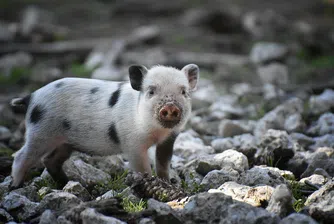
129 65 148 91
182 64 199 91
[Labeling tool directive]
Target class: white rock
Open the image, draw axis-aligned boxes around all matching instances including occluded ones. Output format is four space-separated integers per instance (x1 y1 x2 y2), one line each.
174 132 214 160
250 42 288 64
257 63 289 85
213 149 249 171
309 89 334 115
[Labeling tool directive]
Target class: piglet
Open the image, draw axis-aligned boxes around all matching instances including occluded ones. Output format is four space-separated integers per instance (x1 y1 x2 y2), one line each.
10 64 199 188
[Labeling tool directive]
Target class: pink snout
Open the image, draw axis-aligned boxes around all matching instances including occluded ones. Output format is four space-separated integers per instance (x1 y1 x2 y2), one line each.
159 103 181 122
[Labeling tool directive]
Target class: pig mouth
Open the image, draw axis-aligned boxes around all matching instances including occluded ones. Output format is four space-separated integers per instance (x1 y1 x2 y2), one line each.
158 119 181 129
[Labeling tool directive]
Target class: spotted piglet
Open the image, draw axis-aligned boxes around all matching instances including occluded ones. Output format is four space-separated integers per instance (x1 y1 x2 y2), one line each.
10 64 199 188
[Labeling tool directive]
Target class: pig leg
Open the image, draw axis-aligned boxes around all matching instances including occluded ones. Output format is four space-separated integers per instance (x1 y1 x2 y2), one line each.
155 133 178 180
127 144 152 176
11 138 54 188
42 143 74 188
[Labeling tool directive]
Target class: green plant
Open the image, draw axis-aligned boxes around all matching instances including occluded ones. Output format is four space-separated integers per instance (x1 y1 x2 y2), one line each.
181 172 204 195
293 198 306 212
93 170 129 196
0 67 31 84
122 198 147 213
68 63 94 78
283 176 307 212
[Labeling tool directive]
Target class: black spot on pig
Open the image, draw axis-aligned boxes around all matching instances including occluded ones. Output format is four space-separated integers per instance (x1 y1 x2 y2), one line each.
62 119 71 130
90 87 99 94
108 123 120 144
55 82 64 88
109 86 121 107
30 105 44 124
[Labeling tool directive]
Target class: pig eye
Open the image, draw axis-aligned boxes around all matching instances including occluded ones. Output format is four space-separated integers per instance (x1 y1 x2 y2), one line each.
148 86 156 96
182 90 186 95
149 89 155 95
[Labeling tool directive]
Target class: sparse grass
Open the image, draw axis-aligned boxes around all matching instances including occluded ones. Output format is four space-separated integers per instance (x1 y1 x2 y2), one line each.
310 55 334 69
122 198 147 213
283 176 307 212
34 176 58 190
181 172 204 194
0 67 31 84
93 170 128 197
0 147 14 157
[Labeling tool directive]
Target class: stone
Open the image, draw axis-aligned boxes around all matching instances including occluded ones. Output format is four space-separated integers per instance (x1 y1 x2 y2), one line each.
39 209 57 224
183 192 279 224
181 8 243 33
213 149 249 172
243 10 287 39
63 181 91 202
241 166 287 187
300 174 328 186
209 181 274 207
147 199 182 224
301 152 334 178
2 192 39 221
290 133 315 149
254 98 304 139
85 155 125 177
121 48 167 68
0 208 14 222
266 184 294 218
279 213 318 224
30 65 62 84
189 116 220 136
257 63 289 86
128 25 160 46
63 158 111 188
286 152 308 179
0 21 16 42
209 95 245 119
139 218 156 224
173 132 214 160
310 135 334 151
309 89 334 115
211 134 257 160
263 84 286 100
91 66 125 81
201 170 238 191
255 129 297 169
38 192 82 215
96 189 118 201
12 185 40 202
305 180 334 224
81 208 127 224
250 42 288 65
0 126 11 141
284 113 306 133
191 80 219 109
218 119 256 137
0 52 33 74
307 113 334 136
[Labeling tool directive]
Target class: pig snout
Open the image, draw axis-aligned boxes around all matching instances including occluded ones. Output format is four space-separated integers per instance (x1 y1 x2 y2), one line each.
158 102 182 128
159 103 181 121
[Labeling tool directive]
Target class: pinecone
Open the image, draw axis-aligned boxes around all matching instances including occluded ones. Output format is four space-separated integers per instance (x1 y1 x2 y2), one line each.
125 172 187 202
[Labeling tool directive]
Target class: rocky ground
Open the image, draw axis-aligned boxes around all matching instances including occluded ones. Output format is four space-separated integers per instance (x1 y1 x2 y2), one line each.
1 0 334 223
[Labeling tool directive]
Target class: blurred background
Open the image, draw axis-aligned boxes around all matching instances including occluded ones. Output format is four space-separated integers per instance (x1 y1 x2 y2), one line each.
0 0 334 201
0 0 333 93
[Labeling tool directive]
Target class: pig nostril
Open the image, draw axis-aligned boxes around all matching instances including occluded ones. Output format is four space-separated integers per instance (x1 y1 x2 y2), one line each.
162 110 168 117
172 111 179 117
